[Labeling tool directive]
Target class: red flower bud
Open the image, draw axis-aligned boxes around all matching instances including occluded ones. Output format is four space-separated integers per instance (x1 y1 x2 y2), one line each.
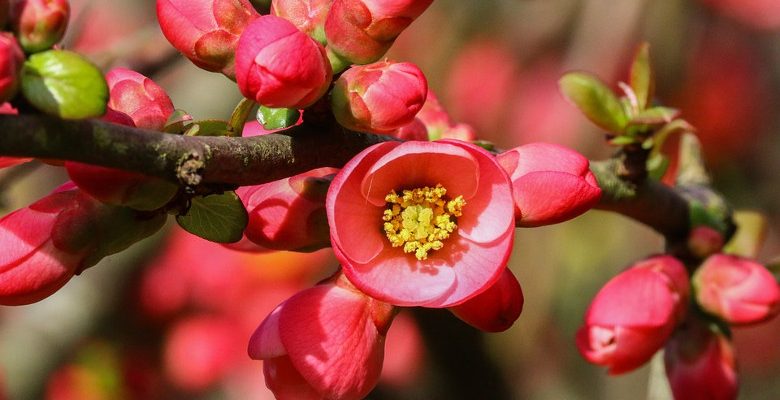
665 318 738 400
156 0 259 78
10 0 69 53
248 275 395 399
497 142 602 227
239 167 337 252
104 68 175 131
449 268 524 332
0 33 23 103
0 185 165 305
235 15 332 108
271 0 332 44
391 117 429 140
688 226 725 259
331 60 427 133
416 91 477 141
325 0 433 65
576 255 689 374
65 68 177 210
694 254 780 325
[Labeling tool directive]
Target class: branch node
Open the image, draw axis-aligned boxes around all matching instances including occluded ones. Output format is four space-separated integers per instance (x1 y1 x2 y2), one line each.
176 151 204 187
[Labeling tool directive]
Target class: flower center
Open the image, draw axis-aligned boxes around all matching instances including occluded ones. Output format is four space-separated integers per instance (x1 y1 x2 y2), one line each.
382 184 466 260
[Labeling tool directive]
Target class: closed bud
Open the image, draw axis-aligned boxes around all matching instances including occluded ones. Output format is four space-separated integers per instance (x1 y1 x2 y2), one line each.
0 32 23 103
0 184 166 305
449 268 524 332
66 68 177 211
688 226 725 259
271 0 332 44
576 255 689 374
235 15 332 108
325 0 433 65
497 143 602 227
416 91 477 141
665 317 738 400
694 254 780 325
331 60 427 133
10 0 69 53
391 117 428 140
156 0 259 79
240 167 337 252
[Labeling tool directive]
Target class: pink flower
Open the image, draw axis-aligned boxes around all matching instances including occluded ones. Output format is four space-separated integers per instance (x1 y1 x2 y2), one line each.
331 60 427 134
10 0 69 52
497 142 601 227
239 167 338 252
235 15 332 108
699 0 780 30
693 254 780 325
0 184 166 305
416 91 477 141
576 255 689 374
65 68 178 210
271 0 332 44
0 33 23 103
325 0 433 65
665 317 738 400
248 275 395 400
449 268 524 332
103 68 175 131
326 140 515 307
156 0 259 78
391 117 429 140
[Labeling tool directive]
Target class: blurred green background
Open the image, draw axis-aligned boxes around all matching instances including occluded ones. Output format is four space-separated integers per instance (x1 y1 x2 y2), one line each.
2 0 780 399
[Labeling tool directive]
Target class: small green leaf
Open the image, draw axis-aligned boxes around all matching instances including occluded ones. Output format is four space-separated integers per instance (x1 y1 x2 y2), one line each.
629 42 654 110
646 154 670 181
608 135 637 146
176 192 248 243
228 98 256 136
471 140 496 152
257 106 301 131
723 211 767 258
21 50 108 119
186 120 232 137
559 72 628 133
630 107 680 125
163 109 193 134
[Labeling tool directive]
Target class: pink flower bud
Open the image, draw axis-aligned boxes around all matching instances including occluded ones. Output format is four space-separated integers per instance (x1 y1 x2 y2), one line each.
694 254 780 325
325 0 433 65
156 0 259 78
497 143 602 227
0 33 23 103
391 117 428 140
0 185 165 305
271 0 332 44
331 60 427 133
248 275 395 399
449 268 524 332
10 0 69 53
665 318 738 400
239 167 337 252
688 226 725 259
416 91 477 141
104 68 175 131
235 15 332 108
576 255 689 374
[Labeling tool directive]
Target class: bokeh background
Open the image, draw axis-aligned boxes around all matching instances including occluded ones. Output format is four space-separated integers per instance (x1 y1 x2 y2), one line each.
2 0 780 398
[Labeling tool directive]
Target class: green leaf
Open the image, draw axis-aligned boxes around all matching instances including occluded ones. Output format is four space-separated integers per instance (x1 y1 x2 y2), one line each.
629 106 679 126
608 135 637 146
176 192 248 243
163 109 193 134
185 120 232 137
257 106 301 131
228 98 256 136
21 50 108 119
629 42 654 110
559 72 628 133
646 154 670 181
723 211 767 258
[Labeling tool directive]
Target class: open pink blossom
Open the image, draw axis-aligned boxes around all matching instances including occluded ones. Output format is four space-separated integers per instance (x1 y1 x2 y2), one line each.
576 255 689 374
248 275 395 400
239 167 338 252
236 15 332 108
693 254 780 325
449 268 524 332
327 140 515 307
157 0 259 78
325 0 433 65
331 60 428 134
665 317 738 400
497 142 601 227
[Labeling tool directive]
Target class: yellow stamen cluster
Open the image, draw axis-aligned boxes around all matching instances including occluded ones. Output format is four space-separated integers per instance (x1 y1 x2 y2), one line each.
382 184 466 260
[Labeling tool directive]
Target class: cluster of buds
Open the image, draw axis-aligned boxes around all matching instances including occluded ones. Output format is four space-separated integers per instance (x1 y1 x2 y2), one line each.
576 224 780 399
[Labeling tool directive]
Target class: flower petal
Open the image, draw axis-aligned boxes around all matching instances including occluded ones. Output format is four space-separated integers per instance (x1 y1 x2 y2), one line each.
263 356 324 400
248 304 287 360
513 171 602 227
